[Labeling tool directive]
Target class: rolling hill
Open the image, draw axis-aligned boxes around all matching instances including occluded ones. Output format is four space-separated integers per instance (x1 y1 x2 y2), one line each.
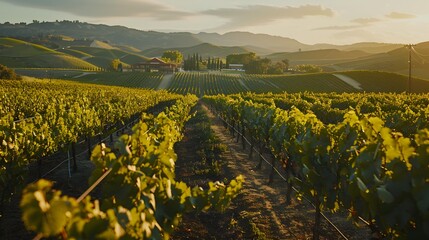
57 46 150 69
333 42 429 79
0 37 98 69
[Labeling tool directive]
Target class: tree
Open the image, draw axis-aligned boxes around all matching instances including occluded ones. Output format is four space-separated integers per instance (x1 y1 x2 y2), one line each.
207 57 212 70
245 58 271 74
226 52 256 67
110 59 121 72
0 64 21 80
268 62 286 74
282 59 290 71
161 50 183 64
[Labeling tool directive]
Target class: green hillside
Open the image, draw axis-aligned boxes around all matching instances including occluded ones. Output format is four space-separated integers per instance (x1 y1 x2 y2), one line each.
0 37 58 56
61 46 150 69
0 37 97 69
58 48 93 58
334 42 429 79
115 45 142 53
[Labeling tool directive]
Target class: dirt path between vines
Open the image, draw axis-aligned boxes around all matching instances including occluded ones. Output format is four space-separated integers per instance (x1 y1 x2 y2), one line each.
332 74 362 90
201 103 371 240
157 73 174 90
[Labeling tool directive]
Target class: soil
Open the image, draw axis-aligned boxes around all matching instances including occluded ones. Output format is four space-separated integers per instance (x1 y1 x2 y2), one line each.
173 102 372 240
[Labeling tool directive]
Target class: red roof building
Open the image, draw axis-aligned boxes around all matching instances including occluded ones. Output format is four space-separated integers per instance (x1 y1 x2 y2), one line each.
132 58 178 73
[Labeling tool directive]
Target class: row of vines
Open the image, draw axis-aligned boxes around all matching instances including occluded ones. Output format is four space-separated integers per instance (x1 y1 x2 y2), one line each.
204 93 429 239
19 95 243 239
0 79 177 212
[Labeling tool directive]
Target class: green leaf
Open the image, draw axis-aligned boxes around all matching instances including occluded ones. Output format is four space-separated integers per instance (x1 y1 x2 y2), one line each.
20 180 71 236
377 186 394 203
356 177 368 193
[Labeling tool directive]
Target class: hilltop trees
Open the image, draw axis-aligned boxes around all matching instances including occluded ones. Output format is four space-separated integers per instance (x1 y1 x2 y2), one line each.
0 64 21 80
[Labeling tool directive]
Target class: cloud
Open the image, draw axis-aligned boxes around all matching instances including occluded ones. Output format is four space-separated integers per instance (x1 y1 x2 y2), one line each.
0 0 192 20
203 4 334 30
313 25 364 31
314 17 381 31
351 18 381 25
386 12 415 19
332 29 380 42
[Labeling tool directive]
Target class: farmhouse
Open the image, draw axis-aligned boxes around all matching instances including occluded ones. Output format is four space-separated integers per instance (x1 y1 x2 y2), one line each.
228 63 244 71
132 58 178 73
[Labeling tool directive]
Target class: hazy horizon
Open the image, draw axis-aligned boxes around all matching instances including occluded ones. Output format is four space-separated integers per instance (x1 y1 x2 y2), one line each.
0 0 428 45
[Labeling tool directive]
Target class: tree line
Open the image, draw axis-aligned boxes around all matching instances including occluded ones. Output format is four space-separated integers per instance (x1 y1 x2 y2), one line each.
183 53 224 71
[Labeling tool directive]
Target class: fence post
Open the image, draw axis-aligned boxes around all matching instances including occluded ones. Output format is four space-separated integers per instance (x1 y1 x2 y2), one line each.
38 158 42 179
256 145 263 169
72 142 77 172
268 157 275 184
241 125 246 150
87 136 91 159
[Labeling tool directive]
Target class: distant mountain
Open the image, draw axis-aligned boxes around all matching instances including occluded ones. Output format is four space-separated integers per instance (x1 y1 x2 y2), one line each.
142 43 250 58
195 31 307 53
0 21 203 50
0 21 402 54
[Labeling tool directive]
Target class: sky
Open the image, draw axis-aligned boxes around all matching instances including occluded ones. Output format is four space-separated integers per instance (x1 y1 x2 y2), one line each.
0 0 428 45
